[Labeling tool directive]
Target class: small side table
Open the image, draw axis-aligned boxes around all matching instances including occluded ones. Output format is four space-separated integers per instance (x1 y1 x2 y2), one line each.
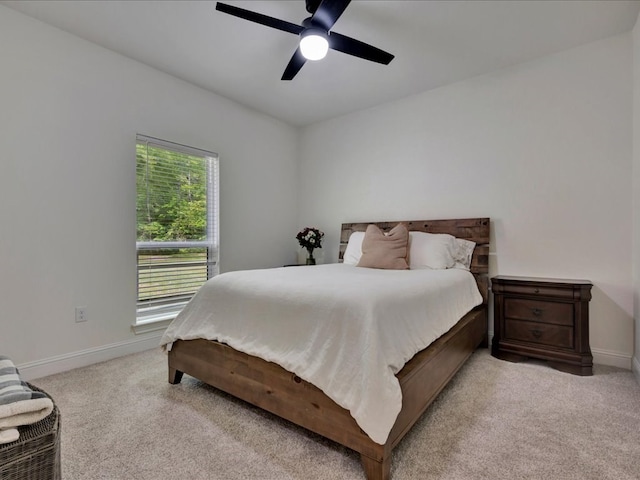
491 275 593 376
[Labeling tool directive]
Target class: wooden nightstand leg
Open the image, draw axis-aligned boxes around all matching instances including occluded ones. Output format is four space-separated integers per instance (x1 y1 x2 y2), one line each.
494 350 527 363
548 361 593 376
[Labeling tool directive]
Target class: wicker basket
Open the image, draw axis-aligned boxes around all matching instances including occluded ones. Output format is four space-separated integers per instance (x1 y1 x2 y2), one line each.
0 383 61 480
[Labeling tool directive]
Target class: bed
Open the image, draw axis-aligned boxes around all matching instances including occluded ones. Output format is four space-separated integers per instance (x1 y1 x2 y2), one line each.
162 217 490 480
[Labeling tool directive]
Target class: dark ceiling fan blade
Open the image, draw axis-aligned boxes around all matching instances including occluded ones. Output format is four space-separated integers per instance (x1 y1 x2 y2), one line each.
217 0 393 80
216 2 304 35
328 31 394 65
281 48 307 81
310 0 351 31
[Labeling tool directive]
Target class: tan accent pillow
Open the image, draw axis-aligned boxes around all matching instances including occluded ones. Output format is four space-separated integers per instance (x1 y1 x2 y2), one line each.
357 223 410 270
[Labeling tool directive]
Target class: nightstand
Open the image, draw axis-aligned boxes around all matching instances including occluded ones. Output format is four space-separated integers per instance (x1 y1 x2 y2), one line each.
491 275 593 376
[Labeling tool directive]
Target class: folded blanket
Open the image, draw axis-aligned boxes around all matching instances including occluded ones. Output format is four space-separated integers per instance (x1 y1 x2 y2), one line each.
0 356 54 444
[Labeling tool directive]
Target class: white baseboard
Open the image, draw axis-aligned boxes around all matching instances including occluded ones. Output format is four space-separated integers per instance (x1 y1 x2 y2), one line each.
632 356 640 385
591 347 633 370
17 333 164 381
15 333 637 381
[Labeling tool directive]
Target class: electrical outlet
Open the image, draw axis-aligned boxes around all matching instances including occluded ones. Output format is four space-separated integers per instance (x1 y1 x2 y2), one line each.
75 306 87 323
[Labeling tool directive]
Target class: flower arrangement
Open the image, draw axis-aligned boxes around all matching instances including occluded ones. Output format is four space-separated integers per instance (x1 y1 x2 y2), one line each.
296 227 324 264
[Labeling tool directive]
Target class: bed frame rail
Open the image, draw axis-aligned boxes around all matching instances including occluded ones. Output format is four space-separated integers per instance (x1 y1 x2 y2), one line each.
168 307 487 480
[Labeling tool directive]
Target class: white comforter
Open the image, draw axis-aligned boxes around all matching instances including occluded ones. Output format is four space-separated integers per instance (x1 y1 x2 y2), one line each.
160 263 482 445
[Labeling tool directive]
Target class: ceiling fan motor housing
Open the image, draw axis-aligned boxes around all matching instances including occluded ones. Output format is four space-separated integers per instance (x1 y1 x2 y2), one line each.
306 0 322 14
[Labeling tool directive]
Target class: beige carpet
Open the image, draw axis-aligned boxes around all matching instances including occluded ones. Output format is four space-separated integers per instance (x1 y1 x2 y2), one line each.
32 348 640 480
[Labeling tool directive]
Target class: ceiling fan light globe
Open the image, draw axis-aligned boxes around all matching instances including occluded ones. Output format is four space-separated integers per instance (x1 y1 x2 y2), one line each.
300 33 329 61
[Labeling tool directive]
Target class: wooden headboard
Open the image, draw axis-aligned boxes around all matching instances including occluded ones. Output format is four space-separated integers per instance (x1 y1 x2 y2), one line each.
339 218 490 303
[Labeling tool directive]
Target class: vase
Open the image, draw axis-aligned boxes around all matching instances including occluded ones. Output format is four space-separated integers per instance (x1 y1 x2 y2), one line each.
306 248 316 265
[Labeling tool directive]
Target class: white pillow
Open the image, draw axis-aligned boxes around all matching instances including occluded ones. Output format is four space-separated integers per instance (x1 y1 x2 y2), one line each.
409 232 457 270
347 230 476 269
453 238 476 270
343 231 365 265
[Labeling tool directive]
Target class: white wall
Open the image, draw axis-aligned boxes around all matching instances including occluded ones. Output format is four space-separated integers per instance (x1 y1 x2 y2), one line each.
632 12 640 382
298 34 634 368
2 4 636 377
0 6 299 373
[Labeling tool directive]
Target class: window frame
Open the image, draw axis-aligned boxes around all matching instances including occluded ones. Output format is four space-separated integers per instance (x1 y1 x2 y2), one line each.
133 134 219 332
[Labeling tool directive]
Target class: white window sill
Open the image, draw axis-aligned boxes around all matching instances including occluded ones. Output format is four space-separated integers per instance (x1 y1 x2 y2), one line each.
131 317 174 335
132 303 187 335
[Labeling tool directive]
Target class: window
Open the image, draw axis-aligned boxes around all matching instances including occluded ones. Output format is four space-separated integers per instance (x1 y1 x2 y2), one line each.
135 134 219 327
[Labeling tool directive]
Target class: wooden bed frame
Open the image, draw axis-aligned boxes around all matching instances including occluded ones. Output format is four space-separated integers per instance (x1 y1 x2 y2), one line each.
168 217 490 480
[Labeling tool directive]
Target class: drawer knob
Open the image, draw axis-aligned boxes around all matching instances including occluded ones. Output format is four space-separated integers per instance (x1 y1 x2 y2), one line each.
532 308 543 316
531 329 542 339
534 288 540 293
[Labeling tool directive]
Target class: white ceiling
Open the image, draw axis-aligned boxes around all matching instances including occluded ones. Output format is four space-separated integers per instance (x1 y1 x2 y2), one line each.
3 0 639 126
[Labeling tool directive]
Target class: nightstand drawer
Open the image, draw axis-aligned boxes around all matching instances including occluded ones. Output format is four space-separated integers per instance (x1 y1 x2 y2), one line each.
504 319 574 349
494 283 575 299
504 298 573 326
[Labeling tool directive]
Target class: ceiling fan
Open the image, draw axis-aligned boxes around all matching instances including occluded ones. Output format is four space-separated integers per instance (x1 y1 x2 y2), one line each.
215 0 394 80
